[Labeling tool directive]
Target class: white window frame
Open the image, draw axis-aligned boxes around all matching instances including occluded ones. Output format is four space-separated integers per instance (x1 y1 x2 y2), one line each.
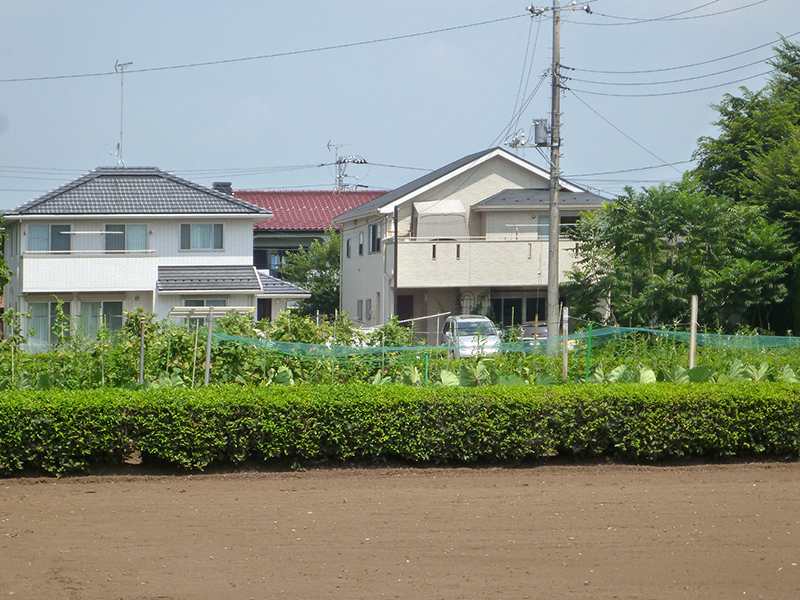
180 223 224 251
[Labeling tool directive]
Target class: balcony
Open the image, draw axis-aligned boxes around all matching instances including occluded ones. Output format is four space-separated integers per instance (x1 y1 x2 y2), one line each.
389 237 578 289
21 250 159 293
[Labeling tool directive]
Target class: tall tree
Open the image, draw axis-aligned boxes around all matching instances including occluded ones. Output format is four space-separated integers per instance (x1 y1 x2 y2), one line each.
279 229 340 318
693 38 800 202
565 180 794 330
692 38 800 331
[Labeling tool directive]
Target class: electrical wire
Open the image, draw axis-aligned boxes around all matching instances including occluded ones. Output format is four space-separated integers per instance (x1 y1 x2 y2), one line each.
569 57 800 97
568 55 771 87
511 16 544 136
565 133 795 178
568 90 682 174
0 14 526 85
490 72 549 147
569 31 800 74
577 0 769 27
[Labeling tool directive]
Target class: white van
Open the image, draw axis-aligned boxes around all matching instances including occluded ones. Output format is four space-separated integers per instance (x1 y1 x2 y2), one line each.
442 315 502 358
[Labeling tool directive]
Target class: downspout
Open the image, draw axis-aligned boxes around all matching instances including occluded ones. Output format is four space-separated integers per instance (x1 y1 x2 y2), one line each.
338 224 344 315
393 206 399 319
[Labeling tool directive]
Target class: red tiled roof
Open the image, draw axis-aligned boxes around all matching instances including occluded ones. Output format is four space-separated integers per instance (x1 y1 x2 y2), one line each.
234 190 387 231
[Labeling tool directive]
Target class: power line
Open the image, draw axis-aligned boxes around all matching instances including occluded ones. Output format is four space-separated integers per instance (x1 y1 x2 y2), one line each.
569 30 800 74
568 90 682 174
578 0 769 27
568 55 770 87
569 58 800 97
0 14 525 85
565 133 796 178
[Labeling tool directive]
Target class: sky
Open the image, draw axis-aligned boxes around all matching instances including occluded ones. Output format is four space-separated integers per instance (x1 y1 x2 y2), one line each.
0 0 797 211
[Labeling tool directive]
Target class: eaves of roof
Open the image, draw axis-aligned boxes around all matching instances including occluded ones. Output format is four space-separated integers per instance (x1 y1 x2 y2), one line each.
471 189 607 210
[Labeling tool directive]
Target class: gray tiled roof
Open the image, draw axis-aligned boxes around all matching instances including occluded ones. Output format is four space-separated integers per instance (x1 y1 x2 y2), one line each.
256 270 311 297
157 266 262 292
6 167 270 216
472 189 607 209
332 147 588 223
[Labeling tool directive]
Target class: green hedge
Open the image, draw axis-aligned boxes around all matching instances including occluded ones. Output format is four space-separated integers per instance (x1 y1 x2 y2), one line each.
1 383 799 475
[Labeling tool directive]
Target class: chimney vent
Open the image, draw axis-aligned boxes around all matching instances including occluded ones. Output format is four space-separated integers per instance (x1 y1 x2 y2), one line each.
213 181 233 195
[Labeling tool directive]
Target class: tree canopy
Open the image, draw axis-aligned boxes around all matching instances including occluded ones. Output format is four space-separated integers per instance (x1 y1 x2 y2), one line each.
279 229 341 318
564 180 794 331
686 39 800 331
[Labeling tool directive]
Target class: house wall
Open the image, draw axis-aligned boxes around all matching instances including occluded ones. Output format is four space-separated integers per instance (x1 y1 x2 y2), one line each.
339 155 566 327
4 215 260 346
339 214 390 325
482 209 590 240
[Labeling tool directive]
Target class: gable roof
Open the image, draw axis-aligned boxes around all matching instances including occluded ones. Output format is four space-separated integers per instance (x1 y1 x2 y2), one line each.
333 147 585 223
472 189 607 210
5 167 270 216
234 190 385 231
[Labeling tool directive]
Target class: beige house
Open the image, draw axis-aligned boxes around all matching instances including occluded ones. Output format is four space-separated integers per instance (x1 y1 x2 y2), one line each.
333 147 604 342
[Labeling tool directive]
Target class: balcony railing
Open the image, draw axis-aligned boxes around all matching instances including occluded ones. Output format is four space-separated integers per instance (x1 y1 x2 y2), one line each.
21 251 159 293
387 237 578 288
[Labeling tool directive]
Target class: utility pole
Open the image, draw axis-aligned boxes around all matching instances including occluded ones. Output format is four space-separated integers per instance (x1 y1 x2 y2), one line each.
327 141 367 193
526 2 590 354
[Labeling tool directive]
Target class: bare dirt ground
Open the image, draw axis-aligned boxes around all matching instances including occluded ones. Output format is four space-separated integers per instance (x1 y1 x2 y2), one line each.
2 462 800 600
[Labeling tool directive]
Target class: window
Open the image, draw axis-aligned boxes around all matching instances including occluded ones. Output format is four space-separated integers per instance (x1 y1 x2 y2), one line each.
560 215 580 237
29 301 71 350
29 224 71 252
184 298 227 325
346 238 351 258
80 301 124 336
536 215 549 239
365 298 372 321
356 299 363 320
184 298 227 308
358 232 364 256
180 224 223 250
369 223 381 253
105 224 147 253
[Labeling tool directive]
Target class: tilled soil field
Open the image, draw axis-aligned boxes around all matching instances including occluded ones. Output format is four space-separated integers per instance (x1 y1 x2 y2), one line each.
2 462 799 599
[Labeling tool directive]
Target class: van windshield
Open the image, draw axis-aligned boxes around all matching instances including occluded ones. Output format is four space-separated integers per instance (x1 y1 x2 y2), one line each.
456 321 497 336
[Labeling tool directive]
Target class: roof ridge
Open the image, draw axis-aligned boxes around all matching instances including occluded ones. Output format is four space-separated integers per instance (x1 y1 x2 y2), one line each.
7 167 270 215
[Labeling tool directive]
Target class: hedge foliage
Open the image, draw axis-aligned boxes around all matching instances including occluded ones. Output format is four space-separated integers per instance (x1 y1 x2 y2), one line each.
1 383 799 475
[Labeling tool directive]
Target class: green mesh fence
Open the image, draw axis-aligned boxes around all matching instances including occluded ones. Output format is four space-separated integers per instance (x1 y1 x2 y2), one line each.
567 327 800 351
213 326 800 359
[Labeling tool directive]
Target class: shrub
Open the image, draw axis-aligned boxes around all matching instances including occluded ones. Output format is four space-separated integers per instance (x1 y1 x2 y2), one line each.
2 384 799 476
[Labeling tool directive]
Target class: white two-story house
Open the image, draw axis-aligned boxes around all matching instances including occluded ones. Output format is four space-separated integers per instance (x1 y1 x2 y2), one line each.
2 167 308 350
333 147 605 342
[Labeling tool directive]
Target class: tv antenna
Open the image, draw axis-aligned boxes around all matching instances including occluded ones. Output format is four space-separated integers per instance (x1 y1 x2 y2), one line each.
112 60 133 167
328 141 367 193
